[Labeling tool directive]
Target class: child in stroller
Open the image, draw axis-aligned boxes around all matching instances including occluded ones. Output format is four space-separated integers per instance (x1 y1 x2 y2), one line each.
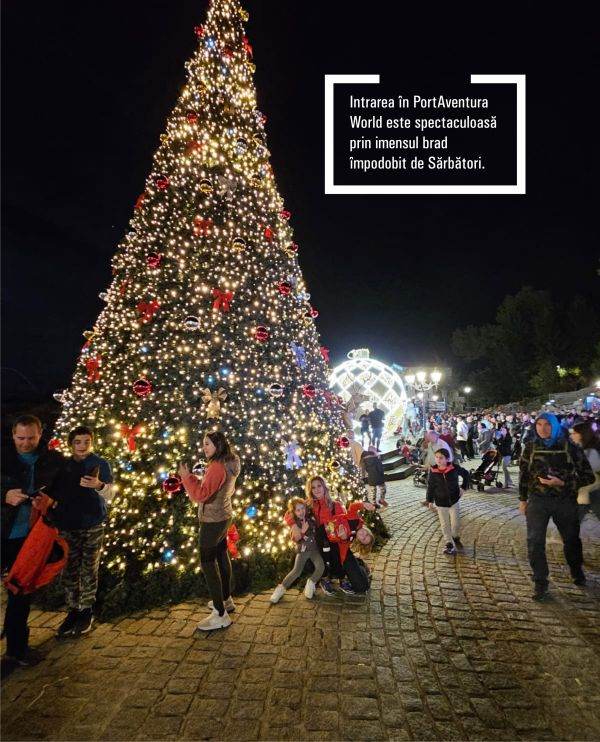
470 449 504 491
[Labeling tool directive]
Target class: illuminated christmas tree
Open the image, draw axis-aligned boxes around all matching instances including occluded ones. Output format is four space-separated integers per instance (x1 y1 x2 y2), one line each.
53 0 362 595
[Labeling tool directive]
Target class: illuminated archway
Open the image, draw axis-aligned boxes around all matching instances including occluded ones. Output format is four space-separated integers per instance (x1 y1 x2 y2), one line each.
330 349 408 436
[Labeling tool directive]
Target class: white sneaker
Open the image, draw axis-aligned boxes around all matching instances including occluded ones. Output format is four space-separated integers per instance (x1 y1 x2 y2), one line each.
207 597 236 613
196 609 232 631
270 584 286 604
304 579 316 600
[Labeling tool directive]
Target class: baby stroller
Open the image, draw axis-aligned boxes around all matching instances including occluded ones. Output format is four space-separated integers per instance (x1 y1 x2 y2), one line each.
470 450 503 491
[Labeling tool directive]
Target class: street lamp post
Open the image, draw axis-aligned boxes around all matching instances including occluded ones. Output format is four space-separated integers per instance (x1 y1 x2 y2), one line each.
463 386 472 411
405 370 443 432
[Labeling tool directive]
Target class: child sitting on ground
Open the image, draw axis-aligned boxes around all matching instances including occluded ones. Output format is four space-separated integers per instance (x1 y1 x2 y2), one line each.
425 448 469 555
270 497 325 603
360 447 389 507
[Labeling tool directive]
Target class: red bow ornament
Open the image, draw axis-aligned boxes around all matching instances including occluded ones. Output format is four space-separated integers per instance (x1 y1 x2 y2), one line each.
226 523 240 558
135 193 146 210
120 424 143 452
212 288 233 312
242 36 253 58
193 217 213 236
320 346 330 363
136 300 160 323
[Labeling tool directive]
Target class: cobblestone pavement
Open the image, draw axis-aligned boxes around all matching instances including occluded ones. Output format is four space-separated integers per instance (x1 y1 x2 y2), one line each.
2 476 600 741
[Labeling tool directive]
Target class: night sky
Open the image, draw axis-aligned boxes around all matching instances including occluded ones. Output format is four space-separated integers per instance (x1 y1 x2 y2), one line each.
2 1 598 401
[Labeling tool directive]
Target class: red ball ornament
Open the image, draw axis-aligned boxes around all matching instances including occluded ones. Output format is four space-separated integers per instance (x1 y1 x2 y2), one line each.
264 226 274 240
147 252 162 269
279 209 291 221
336 436 350 449
186 110 199 124
48 438 61 450
133 379 153 397
302 384 317 399
162 475 182 494
254 325 270 343
194 25 205 38
305 306 319 319
155 176 169 191
289 242 299 253
277 281 292 296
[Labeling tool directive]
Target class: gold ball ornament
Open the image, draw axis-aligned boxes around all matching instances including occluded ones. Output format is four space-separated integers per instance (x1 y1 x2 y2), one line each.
199 178 213 194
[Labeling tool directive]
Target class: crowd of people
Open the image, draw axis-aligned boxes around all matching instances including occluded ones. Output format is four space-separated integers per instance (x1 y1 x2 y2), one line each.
396 406 600 599
2 402 599 677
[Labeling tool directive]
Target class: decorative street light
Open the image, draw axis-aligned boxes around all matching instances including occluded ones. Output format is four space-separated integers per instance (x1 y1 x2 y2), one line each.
404 370 443 431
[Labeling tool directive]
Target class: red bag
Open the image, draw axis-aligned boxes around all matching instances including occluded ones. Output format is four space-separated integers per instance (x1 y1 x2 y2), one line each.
3 497 68 595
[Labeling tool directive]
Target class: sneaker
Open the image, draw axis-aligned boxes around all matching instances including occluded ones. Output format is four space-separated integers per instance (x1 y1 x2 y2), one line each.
320 579 336 597
196 609 232 632
443 542 457 556
339 579 356 595
378 499 389 509
57 608 80 638
207 596 236 613
270 584 286 604
453 537 463 549
74 608 94 635
303 579 316 600
532 582 549 601
572 571 586 587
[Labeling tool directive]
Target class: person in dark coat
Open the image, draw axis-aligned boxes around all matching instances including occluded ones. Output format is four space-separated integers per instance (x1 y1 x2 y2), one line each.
519 413 594 600
426 449 469 555
1 415 63 669
359 448 388 507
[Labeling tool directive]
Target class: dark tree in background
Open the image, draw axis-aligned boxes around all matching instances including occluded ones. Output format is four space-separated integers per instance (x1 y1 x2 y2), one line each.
452 287 600 405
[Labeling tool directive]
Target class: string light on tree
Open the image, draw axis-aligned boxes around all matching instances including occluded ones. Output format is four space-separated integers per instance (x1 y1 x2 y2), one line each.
53 0 362 585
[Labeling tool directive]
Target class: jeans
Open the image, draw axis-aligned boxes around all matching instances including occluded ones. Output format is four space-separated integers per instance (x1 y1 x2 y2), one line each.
367 483 387 503
526 495 583 585
371 426 384 450
60 524 105 609
436 502 460 545
327 544 370 593
282 548 325 588
1 538 32 658
502 455 514 487
199 519 232 614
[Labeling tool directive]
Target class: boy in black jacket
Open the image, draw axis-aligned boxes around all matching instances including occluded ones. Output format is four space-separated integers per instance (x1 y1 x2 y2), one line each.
426 449 469 555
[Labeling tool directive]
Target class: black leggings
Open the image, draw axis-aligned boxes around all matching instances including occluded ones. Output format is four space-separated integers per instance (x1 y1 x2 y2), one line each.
1 537 32 657
199 519 232 615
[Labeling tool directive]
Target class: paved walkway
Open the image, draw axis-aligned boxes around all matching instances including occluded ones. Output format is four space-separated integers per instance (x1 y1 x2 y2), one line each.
2 478 600 741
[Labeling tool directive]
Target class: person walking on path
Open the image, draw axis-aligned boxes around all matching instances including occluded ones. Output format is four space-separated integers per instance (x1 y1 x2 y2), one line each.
1 415 63 669
456 416 470 460
425 449 469 555
495 425 515 488
180 431 240 631
359 413 371 449
368 404 385 451
519 413 594 601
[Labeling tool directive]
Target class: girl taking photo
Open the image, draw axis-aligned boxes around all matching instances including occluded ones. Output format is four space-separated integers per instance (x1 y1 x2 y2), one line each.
179 431 240 631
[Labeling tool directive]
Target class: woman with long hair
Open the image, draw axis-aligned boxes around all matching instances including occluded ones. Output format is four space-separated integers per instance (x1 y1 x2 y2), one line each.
304 476 372 596
179 431 240 631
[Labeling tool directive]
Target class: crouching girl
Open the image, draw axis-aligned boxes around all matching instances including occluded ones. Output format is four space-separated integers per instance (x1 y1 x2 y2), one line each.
304 476 374 596
270 497 325 603
426 449 469 555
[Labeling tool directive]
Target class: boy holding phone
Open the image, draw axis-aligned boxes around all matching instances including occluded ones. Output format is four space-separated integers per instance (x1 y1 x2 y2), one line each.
51 426 113 637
